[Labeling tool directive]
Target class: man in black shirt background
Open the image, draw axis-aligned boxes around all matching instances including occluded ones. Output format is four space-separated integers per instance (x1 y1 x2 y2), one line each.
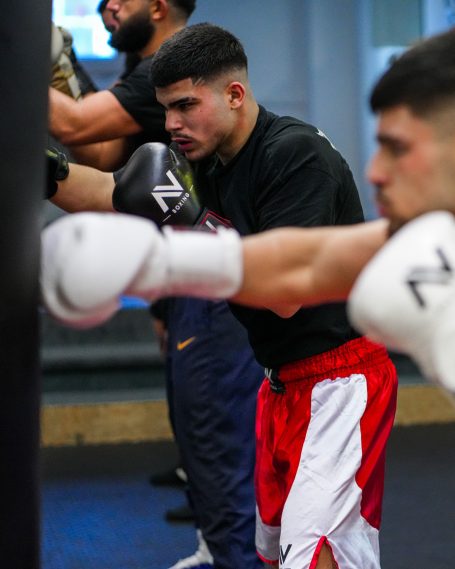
48 0 195 171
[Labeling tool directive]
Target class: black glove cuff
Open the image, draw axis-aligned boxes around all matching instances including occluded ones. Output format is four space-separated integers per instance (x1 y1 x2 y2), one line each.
46 147 69 199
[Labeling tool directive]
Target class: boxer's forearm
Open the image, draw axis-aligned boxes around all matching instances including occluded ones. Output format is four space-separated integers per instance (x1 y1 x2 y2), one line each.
48 87 83 143
50 163 115 213
48 88 140 146
68 138 132 171
233 220 389 309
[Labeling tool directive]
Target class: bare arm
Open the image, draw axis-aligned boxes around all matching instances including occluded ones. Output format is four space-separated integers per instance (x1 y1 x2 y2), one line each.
50 163 115 213
67 138 133 171
233 220 389 310
48 88 141 146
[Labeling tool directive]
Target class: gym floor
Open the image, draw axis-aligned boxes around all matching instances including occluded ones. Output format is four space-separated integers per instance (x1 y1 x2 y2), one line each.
41 423 455 569
40 311 455 568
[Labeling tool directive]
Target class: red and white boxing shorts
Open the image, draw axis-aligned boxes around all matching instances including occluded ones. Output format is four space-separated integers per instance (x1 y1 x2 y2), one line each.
255 337 398 568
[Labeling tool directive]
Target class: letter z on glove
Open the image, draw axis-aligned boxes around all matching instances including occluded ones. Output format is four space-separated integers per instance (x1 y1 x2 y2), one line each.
348 211 455 393
112 142 231 232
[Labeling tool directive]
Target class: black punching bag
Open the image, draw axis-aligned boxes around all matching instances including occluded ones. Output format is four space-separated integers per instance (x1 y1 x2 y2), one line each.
0 2 51 567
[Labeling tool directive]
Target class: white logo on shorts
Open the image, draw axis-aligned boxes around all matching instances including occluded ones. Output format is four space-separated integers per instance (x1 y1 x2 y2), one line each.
280 543 292 566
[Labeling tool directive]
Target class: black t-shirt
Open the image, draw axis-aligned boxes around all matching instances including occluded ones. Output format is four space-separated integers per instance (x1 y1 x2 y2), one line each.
110 55 170 149
194 106 364 368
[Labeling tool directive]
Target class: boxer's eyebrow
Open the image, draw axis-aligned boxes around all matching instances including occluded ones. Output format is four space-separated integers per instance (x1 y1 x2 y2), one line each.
377 133 410 154
377 133 397 145
167 97 198 109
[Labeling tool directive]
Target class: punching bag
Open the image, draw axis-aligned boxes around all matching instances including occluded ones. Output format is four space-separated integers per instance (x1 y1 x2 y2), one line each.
0 2 51 567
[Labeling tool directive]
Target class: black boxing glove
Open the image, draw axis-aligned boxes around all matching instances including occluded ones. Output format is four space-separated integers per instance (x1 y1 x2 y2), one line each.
112 143 231 231
46 147 69 199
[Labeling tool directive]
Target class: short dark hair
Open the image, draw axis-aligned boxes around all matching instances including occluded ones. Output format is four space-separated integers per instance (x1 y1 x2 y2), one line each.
150 22 248 87
370 29 455 118
170 0 196 19
97 0 196 18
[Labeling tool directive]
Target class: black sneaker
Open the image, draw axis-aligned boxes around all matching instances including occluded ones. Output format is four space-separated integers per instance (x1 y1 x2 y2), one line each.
165 503 195 523
149 465 187 487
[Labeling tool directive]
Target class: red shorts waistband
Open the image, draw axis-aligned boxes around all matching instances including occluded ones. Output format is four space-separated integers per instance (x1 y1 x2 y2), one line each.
268 337 390 384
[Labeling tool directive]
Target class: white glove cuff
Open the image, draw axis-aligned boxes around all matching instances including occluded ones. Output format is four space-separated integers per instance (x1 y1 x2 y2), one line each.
133 226 243 300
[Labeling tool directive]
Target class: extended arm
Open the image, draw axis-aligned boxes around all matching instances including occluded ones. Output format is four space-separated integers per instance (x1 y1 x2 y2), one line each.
40 212 387 328
235 220 389 309
68 138 134 171
41 209 455 396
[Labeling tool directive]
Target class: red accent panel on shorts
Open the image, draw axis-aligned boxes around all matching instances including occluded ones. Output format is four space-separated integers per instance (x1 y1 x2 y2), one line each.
255 336 397 531
276 337 389 383
255 376 313 526
356 361 398 529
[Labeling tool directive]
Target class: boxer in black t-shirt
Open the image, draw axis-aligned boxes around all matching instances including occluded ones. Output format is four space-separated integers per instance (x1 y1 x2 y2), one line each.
145 29 396 567
43 24 397 569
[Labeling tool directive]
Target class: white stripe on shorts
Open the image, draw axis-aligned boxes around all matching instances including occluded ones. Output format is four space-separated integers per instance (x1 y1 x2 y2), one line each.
261 374 381 569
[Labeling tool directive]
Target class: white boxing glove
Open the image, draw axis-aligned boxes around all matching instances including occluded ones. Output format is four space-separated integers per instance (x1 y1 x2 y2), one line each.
348 211 455 393
40 212 243 329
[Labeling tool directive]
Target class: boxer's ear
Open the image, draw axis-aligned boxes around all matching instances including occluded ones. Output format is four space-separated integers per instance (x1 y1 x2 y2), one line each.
226 82 245 110
151 0 169 21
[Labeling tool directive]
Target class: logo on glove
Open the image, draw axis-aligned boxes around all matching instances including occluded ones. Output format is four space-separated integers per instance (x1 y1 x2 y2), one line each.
406 247 452 307
151 170 187 213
